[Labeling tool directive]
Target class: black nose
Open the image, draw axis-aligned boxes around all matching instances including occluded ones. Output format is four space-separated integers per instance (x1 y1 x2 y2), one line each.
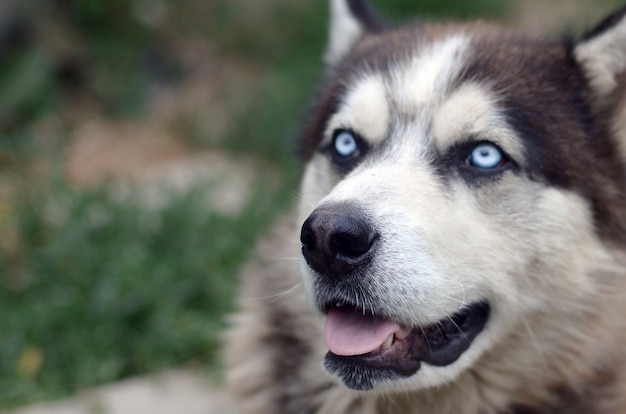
300 204 378 277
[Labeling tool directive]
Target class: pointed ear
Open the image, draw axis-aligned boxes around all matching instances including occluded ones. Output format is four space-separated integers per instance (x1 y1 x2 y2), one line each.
325 0 384 66
574 6 626 98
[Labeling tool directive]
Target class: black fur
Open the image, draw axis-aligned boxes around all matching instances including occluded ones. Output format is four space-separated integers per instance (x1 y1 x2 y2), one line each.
346 0 385 33
580 5 626 43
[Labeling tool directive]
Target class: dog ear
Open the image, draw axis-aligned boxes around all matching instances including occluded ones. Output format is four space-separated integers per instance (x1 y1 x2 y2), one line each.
575 7 626 163
325 0 384 66
574 6 626 98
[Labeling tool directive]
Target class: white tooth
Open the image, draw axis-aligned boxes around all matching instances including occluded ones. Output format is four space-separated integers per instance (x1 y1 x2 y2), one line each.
395 329 410 340
382 333 394 350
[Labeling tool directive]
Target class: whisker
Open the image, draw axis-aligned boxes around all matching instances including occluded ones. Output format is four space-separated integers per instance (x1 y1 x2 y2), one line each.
438 293 467 307
269 256 301 265
521 316 544 357
419 325 433 353
250 282 303 302
290 189 303 200
446 315 470 342
440 275 467 309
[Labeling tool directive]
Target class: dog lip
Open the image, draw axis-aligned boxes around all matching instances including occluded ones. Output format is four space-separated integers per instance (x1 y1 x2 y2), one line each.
417 301 490 366
323 301 491 390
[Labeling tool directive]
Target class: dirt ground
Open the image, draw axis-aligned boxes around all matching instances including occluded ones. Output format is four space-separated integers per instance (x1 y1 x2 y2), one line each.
8 371 235 414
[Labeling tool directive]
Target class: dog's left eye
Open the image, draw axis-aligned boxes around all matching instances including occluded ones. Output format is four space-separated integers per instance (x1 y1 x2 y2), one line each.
467 142 506 170
328 129 368 172
333 130 359 157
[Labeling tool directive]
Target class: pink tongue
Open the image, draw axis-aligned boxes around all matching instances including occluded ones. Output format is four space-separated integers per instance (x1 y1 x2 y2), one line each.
324 307 401 356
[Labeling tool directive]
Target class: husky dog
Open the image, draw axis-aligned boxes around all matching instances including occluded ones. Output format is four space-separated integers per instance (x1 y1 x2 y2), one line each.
225 1 626 412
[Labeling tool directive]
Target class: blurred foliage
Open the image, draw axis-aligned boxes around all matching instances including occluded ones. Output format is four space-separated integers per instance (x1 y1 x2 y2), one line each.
1 0 315 407
49 0 173 115
0 174 296 409
9 0 609 409
0 28 57 132
383 0 505 19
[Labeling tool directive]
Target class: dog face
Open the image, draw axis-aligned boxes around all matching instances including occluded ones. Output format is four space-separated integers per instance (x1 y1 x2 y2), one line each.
298 0 626 393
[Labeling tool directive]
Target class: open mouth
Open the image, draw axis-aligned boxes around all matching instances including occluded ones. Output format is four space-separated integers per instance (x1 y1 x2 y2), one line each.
322 301 490 390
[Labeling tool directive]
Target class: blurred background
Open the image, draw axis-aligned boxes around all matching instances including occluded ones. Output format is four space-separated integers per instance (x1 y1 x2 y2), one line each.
0 0 621 410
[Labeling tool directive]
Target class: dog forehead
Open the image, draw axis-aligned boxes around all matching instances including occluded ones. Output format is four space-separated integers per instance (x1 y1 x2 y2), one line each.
300 23 475 161
303 21 603 186
385 33 470 115
323 32 472 149
323 31 536 166
310 22 556 151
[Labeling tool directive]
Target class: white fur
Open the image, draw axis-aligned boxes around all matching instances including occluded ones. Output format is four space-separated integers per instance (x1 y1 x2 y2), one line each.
325 74 390 148
575 14 626 96
300 157 337 219
388 35 469 114
325 0 364 66
433 82 525 161
575 14 626 184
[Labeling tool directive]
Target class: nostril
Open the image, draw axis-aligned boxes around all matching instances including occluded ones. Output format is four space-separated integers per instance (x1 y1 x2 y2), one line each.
330 231 375 259
301 228 316 252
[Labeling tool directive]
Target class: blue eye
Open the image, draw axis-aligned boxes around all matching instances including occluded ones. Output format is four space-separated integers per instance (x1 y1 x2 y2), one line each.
333 131 358 157
468 142 504 169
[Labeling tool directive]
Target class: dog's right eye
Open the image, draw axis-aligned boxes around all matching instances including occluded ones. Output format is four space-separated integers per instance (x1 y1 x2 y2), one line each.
333 130 359 157
328 130 367 170
467 142 506 170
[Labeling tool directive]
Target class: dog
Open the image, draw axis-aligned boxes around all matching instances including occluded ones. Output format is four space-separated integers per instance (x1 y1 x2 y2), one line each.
224 1 626 412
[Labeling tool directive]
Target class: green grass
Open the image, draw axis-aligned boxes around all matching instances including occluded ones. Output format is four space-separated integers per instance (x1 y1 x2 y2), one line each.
0 173 296 409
